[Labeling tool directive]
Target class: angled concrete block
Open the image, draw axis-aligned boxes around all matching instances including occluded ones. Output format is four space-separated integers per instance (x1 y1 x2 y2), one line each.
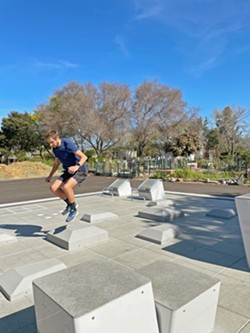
33 258 159 333
138 179 166 201
138 207 184 222
47 222 109 250
0 258 66 301
147 199 175 207
235 194 250 269
138 260 221 333
0 233 17 244
80 211 118 223
136 224 180 245
103 179 132 196
206 208 236 219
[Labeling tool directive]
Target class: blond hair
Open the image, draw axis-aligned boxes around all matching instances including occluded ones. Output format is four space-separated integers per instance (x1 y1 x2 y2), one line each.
45 130 60 140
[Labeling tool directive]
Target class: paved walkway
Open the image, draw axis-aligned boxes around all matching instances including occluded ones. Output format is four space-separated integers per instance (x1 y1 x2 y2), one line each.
0 180 250 332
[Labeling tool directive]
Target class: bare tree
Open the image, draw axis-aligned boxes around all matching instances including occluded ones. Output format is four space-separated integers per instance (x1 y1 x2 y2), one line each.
35 81 85 136
75 82 131 155
129 80 189 156
36 81 131 155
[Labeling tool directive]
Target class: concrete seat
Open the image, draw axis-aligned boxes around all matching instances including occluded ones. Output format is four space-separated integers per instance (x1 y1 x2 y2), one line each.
138 260 221 333
33 258 159 333
102 178 132 197
131 179 166 201
47 222 109 250
138 207 184 222
80 211 118 223
136 223 180 245
0 258 66 301
206 208 236 219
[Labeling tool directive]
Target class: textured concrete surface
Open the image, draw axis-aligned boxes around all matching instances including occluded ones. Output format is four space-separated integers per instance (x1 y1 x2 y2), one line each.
0 190 250 332
0 258 66 301
33 258 159 333
137 260 221 333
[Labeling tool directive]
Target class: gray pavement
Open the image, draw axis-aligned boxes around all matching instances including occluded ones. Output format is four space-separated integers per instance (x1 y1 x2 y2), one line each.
0 182 250 332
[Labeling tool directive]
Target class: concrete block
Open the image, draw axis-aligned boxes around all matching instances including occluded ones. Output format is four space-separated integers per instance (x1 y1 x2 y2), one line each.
138 207 184 222
136 224 180 245
0 258 66 301
235 193 250 269
0 233 17 244
80 211 118 223
137 179 166 201
47 222 109 250
33 258 159 333
138 260 221 333
102 179 132 196
147 199 175 207
206 208 236 219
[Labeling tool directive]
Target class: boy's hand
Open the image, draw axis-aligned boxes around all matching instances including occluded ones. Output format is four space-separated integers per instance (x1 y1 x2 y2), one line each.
68 165 79 174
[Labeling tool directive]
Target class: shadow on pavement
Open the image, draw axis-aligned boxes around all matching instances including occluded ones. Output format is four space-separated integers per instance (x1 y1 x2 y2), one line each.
0 224 47 237
0 306 37 333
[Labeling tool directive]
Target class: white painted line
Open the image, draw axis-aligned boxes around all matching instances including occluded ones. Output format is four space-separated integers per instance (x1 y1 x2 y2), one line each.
0 192 102 208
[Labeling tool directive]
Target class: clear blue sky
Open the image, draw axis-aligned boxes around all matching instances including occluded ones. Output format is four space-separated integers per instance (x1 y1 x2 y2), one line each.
1 0 250 124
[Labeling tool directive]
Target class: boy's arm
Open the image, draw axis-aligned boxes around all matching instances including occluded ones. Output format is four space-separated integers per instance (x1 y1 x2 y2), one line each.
45 157 61 182
68 150 88 174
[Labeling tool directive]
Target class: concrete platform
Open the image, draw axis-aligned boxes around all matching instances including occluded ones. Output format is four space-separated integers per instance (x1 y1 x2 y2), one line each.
146 199 175 207
102 178 132 197
235 194 250 269
80 211 118 223
0 190 249 333
137 260 221 333
47 222 109 250
206 208 237 219
138 207 184 222
136 223 180 245
33 258 159 333
0 258 66 301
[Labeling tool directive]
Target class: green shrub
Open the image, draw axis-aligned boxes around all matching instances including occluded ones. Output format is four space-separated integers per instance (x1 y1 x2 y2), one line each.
151 171 171 181
173 168 241 181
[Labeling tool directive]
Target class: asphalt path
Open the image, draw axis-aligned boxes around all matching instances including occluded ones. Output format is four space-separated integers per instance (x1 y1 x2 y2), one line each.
1 175 250 204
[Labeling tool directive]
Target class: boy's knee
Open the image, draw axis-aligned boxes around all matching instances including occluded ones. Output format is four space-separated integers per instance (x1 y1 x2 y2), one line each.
62 183 69 191
62 183 73 192
50 184 57 193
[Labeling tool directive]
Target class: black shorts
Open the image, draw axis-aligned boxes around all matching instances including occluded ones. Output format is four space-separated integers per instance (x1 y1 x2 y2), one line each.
57 168 87 185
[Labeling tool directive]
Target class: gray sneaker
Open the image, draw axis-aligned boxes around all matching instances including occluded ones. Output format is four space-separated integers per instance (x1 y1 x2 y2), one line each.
66 209 78 223
61 204 70 216
62 203 78 216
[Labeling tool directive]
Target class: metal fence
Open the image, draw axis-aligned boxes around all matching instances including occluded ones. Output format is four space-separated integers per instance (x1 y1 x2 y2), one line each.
87 159 173 178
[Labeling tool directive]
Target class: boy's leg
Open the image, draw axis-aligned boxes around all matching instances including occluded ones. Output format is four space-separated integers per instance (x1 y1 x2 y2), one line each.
50 177 72 215
62 178 79 222
62 170 87 222
61 177 78 204
62 169 87 204
50 179 66 200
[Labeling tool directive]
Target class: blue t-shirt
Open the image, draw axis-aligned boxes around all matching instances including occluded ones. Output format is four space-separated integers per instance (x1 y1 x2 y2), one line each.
53 138 85 170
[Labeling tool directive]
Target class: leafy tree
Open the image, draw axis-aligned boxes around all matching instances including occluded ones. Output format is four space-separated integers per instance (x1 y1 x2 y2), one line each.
164 129 201 157
214 106 250 157
0 131 7 149
1 111 44 155
237 136 250 172
201 117 220 159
